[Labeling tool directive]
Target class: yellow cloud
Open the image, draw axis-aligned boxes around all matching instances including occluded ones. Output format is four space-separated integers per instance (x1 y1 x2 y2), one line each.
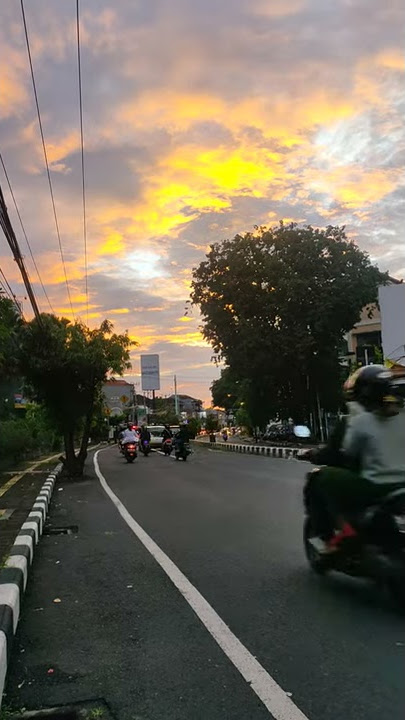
108 308 130 315
98 232 125 256
310 168 399 209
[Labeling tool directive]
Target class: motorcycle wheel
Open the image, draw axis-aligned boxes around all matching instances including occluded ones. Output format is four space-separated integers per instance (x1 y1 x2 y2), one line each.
126 457 135 463
303 517 328 575
183 454 187 461
385 570 405 612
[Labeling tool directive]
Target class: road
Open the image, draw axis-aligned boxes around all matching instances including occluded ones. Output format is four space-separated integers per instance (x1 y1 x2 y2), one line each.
6 445 405 720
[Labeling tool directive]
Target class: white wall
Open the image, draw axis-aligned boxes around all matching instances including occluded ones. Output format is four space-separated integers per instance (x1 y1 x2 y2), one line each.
378 284 405 365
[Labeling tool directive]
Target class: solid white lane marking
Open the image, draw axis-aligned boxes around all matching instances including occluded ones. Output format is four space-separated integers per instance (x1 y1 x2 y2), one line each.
94 450 310 720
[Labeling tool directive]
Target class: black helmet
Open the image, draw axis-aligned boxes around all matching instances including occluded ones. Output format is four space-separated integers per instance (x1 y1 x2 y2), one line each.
344 365 394 408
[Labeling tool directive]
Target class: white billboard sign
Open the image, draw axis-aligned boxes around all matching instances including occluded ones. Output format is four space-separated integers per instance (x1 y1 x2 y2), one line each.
378 284 405 366
140 354 160 391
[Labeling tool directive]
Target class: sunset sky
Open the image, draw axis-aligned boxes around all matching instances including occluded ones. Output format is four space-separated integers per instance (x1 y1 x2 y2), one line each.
0 0 404 404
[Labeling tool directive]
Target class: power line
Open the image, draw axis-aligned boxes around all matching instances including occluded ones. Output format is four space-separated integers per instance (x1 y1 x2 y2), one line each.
20 0 74 319
0 183 40 322
76 0 89 323
0 153 54 314
0 265 17 302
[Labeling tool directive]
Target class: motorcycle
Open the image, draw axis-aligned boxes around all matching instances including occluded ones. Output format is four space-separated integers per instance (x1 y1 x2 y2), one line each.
140 438 151 456
295 416 405 608
123 442 137 463
174 440 191 461
162 438 173 456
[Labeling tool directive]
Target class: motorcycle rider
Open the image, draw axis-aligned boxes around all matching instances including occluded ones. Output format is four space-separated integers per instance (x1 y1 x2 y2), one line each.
309 365 405 550
175 422 189 447
120 423 139 447
162 424 173 442
139 423 151 446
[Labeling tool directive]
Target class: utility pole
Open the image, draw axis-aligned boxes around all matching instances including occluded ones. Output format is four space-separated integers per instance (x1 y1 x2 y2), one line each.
0 184 41 323
174 375 179 417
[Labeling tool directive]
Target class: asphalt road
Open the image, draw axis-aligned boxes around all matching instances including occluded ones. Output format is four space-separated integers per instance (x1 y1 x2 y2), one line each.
6 445 405 720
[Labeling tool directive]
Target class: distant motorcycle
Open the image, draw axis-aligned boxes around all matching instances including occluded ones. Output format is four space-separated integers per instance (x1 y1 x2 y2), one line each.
140 439 151 456
162 438 173 456
123 442 137 463
174 440 191 461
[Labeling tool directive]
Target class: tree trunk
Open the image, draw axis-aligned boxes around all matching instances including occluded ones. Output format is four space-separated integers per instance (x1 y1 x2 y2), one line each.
62 430 84 478
78 407 93 466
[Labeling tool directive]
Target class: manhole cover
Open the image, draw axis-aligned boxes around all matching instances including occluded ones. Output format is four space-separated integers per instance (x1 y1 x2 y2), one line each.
43 525 78 536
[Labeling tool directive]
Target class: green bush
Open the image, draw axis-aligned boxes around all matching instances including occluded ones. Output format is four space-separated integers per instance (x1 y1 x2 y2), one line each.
0 405 62 466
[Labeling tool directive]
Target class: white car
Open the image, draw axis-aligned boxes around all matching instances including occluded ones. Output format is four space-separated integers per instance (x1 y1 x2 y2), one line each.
147 425 165 448
147 425 180 448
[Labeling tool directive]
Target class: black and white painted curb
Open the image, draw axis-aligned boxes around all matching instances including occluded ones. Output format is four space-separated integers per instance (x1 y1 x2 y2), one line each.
193 440 301 459
0 463 62 704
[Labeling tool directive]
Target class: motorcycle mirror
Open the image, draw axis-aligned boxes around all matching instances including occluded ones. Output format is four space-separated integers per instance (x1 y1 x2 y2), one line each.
293 425 311 438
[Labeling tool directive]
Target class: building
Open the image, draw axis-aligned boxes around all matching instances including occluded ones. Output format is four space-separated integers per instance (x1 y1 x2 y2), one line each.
168 394 203 416
346 277 403 366
102 379 134 416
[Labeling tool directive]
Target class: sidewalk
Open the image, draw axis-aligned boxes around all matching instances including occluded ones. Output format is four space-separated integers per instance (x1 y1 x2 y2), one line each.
0 459 58 563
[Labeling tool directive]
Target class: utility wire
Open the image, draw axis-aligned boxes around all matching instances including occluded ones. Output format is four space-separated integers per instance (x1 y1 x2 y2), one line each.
0 153 54 314
20 0 74 319
76 0 89 323
0 265 17 303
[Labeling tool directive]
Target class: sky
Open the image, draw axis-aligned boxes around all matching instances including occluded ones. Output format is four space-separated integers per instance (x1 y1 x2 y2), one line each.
0 0 404 405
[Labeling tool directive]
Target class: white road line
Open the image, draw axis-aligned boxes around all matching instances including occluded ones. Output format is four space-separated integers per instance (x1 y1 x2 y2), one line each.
94 450 309 720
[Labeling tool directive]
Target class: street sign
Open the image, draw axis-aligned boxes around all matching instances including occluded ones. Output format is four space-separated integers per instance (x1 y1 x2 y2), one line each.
140 354 160 391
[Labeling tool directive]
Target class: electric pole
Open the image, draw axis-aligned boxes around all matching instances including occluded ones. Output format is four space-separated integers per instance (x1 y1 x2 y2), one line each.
0 183 41 323
174 375 179 416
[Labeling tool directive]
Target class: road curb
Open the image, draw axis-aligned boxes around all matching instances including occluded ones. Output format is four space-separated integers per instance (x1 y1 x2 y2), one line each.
0 463 62 706
192 440 300 459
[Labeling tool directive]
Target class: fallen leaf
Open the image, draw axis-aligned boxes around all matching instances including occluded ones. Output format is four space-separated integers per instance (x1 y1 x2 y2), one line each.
55 561 60 564
18 681 26 689
53 598 62 603
127 585 133 589
286 692 293 697
47 668 54 675
58 488 64 492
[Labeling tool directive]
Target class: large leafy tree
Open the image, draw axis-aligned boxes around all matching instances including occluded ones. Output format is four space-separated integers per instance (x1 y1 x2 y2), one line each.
211 367 241 411
191 223 385 428
0 296 22 377
17 315 134 476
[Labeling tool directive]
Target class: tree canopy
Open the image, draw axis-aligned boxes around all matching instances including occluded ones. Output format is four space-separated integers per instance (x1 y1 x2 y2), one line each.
17 315 134 476
0 295 22 377
191 223 386 428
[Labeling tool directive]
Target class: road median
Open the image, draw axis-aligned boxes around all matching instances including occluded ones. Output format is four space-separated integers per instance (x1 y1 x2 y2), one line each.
192 438 300 459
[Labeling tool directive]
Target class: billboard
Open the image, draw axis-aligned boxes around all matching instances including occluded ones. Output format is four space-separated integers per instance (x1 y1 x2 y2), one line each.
378 284 405 366
140 354 160 391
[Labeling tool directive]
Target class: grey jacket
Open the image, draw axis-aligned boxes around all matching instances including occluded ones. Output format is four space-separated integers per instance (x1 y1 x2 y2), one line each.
343 409 405 484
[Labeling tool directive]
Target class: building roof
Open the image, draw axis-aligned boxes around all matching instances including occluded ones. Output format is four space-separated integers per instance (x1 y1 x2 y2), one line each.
104 379 132 386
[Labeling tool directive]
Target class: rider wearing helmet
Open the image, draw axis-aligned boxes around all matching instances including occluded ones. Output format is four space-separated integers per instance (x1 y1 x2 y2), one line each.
121 423 139 447
307 365 405 549
162 424 173 442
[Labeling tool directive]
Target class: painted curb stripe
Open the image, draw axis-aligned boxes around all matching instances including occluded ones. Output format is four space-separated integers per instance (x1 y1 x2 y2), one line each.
0 468 61 706
196 441 299 459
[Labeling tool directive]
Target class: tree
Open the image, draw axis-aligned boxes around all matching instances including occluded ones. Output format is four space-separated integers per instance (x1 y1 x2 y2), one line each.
0 296 22 377
17 315 134 477
211 367 241 411
191 223 386 428
205 414 219 432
